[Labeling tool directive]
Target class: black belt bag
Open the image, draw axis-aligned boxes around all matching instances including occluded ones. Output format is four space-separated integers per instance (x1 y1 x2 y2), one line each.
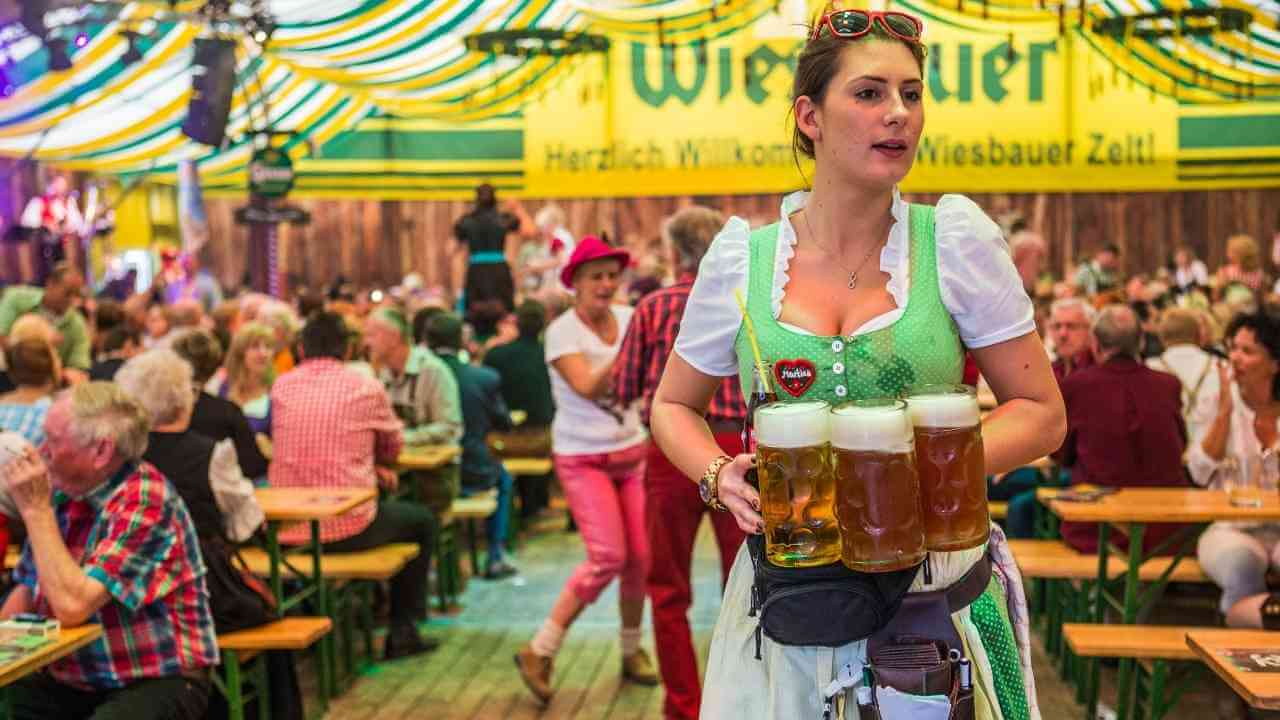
745 534 920 656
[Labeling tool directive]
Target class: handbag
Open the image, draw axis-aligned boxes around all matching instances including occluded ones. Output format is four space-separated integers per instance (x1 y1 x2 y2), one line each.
202 535 277 634
745 533 920 654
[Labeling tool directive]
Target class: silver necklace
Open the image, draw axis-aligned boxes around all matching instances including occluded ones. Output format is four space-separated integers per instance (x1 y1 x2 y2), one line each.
802 210 881 290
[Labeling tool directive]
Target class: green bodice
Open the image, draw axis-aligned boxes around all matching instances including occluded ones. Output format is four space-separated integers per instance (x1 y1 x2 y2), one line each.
734 204 964 403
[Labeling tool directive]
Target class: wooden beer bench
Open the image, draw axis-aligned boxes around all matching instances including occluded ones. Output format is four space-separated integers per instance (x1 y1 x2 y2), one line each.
435 490 501 610
239 543 419 684
500 456 553 546
1062 624 1268 720
1009 538 1209 700
1047 488 1280 720
215 617 333 720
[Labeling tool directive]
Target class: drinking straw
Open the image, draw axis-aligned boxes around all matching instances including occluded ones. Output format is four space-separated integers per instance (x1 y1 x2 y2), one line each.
734 289 774 396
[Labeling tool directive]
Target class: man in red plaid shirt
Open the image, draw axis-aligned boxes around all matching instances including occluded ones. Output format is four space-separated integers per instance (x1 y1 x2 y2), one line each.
0 382 217 719
611 207 747 720
270 311 439 660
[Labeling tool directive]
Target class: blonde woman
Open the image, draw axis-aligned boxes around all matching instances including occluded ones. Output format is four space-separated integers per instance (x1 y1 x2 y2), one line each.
212 322 275 436
1218 234 1266 293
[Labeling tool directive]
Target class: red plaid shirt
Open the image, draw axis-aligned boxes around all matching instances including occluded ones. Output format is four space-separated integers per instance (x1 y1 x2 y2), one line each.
612 274 748 427
269 359 404 544
14 462 219 690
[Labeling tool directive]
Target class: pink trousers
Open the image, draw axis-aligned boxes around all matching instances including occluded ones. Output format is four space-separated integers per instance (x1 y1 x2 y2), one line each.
554 441 650 604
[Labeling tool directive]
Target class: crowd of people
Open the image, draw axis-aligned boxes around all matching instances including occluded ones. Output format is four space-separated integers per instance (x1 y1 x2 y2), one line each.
0 188 747 719
1 129 1279 720
1 6 1280 720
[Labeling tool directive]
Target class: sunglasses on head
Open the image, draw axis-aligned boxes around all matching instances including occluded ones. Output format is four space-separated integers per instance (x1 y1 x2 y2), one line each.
810 9 924 43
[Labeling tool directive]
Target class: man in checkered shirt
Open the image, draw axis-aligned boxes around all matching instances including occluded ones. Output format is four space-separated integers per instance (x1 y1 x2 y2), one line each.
0 382 217 719
269 311 439 660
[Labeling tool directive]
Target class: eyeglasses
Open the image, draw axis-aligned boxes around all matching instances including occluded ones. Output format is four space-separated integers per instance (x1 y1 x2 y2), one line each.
810 9 924 44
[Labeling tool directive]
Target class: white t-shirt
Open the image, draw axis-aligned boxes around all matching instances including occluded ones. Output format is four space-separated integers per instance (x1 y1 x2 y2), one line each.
545 305 647 455
673 189 1037 377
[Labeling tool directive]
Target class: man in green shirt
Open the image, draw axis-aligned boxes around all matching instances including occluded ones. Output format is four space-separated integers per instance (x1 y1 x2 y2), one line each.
0 263 90 383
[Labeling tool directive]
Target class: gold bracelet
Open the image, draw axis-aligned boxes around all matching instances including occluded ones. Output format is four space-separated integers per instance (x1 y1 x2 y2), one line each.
699 455 733 512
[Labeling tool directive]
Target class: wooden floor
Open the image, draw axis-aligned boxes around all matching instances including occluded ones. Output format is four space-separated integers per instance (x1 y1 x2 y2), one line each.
323 512 707 719
316 514 1239 720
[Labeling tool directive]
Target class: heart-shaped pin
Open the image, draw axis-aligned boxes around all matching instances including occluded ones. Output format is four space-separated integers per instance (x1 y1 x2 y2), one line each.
773 358 817 398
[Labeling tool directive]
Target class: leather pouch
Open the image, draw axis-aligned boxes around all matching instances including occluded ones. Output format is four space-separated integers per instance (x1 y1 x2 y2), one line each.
869 638 952 696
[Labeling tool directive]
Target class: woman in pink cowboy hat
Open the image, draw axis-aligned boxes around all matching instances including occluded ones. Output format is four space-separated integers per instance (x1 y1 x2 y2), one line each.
514 236 659 703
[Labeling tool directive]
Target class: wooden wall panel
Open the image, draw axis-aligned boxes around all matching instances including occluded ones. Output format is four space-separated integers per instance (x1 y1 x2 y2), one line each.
184 188 1280 296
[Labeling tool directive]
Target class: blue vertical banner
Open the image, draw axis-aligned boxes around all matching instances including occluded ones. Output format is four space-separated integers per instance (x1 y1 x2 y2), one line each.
177 159 209 252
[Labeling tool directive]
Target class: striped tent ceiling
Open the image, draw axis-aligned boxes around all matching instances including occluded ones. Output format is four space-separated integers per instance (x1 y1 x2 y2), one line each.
909 0 1280 103
0 0 777 178
0 0 1275 181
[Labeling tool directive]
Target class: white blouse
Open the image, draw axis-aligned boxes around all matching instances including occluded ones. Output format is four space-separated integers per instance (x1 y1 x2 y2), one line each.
1186 380 1280 529
1187 381 1280 489
673 189 1036 377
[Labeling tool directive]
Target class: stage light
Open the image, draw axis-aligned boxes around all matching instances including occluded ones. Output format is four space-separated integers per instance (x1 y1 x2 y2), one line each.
74 33 89 49
120 31 143 66
46 38 72 72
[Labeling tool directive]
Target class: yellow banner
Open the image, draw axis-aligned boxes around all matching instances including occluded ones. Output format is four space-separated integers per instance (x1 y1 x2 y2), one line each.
518 3 1280 196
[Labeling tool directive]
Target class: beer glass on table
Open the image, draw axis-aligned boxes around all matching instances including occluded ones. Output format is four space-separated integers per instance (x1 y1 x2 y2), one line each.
1225 454 1268 508
755 401 840 567
906 385 988 551
831 399 926 573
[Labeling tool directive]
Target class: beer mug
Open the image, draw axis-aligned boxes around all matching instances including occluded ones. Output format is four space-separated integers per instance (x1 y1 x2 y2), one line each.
831 400 926 573
906 385 989 551
755 401 840 567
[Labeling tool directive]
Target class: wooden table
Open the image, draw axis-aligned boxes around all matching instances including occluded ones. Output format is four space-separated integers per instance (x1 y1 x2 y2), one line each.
1049 488 1280 720
1188 630 1280 711
395 444 461 472
0 624 102 687
254 486 375 704
255 487 376 523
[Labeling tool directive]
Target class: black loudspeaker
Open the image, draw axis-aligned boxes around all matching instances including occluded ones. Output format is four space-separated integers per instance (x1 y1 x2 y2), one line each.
21 0 49 38
181 38 238 146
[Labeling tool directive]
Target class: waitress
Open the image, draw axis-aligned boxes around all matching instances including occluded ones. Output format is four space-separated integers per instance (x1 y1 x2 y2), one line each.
453 183 523 336
651 6 1064 719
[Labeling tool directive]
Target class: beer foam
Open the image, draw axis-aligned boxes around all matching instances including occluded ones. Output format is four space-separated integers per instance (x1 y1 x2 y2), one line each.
831 403 913 453
906 393 980 428
754 401 830 448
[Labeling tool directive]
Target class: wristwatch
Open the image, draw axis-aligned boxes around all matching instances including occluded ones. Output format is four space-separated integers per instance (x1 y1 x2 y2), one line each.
699 455 733 512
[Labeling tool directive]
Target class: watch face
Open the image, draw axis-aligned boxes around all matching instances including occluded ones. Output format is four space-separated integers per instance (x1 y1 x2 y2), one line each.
699 478 713 504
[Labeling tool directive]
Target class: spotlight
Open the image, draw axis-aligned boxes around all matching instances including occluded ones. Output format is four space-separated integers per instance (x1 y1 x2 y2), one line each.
74 33 89 49
120 31 143 66
246 13 276 45
46 38 72 72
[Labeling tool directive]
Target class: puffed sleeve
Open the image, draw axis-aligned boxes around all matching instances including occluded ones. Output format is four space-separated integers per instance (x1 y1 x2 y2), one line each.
935 195 1036 349
673 217 751 377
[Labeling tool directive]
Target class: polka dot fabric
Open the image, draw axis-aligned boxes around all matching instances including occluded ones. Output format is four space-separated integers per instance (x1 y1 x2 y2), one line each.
971 577 1031 720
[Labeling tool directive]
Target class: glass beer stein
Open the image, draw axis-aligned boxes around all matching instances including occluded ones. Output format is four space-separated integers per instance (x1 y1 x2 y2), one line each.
906 385 989 551
831 399 926 573
754 401 839 567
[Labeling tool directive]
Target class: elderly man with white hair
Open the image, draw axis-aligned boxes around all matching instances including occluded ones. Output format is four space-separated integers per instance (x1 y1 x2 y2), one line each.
116 349 263 545
0 382 217 719
1049 297 1099 382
